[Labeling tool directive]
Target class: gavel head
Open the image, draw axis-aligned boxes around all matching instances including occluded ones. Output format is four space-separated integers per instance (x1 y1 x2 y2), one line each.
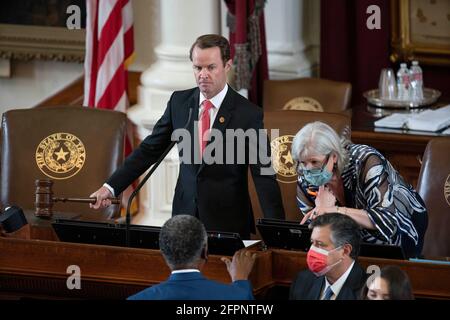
35 179 54 219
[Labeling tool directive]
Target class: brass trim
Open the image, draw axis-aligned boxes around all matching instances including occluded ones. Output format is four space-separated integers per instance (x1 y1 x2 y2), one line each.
391 0 450 66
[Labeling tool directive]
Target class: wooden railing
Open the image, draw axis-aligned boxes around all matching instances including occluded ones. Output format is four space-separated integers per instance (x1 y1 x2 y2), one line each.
34 72 141 108
1 213 449 300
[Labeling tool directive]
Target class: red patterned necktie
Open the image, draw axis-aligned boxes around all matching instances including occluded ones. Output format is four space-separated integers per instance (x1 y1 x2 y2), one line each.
199 100 214 156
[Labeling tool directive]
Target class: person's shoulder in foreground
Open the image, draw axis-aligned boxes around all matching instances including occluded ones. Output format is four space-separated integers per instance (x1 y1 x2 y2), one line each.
127 215 256 300
128 272 253 300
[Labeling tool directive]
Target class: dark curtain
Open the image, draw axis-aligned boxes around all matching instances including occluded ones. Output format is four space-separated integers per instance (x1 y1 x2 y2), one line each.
225 0 269 107
321 0 450 106
320 0 392 107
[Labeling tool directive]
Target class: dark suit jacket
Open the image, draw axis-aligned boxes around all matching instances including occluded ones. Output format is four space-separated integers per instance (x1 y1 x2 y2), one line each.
289 262 367 300
127 272 254 300
107 86 285 236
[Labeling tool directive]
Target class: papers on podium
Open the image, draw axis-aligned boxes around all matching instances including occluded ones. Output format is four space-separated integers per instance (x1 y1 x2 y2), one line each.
374 105 450 132
243 240 262 248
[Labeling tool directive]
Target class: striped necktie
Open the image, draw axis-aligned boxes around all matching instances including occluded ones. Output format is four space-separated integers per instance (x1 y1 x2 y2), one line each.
322 286 334 300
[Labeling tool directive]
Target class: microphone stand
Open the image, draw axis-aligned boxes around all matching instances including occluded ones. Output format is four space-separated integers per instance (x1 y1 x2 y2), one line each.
125 106 193 247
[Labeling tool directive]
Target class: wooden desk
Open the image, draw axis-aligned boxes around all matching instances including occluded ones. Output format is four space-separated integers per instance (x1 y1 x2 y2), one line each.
0 213 272 299
0 236 276 299
351 108 447 187
1 217 449 300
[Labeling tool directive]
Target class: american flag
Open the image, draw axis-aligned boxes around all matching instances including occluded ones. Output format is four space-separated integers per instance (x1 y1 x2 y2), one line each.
83 0 134 110
83 0 137 216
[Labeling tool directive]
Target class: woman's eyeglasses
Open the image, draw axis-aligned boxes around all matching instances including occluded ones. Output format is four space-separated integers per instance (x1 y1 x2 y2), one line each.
296 154 331 173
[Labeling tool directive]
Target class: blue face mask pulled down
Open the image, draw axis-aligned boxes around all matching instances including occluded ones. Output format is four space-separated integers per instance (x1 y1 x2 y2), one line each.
302 157 333 186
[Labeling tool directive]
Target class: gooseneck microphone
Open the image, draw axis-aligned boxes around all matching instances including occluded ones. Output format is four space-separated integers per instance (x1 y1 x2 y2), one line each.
125 106 194 246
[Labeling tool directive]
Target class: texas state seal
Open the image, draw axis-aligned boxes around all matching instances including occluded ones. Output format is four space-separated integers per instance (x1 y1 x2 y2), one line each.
271 135 297 184
35 133 86 180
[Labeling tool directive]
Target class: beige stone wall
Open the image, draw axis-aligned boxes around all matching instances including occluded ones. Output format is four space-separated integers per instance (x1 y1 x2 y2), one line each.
0 0 161 115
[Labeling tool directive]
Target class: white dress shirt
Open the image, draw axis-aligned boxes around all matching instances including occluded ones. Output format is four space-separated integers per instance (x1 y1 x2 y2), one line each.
320 260 356 300
198 84 228 129
171 269 201 274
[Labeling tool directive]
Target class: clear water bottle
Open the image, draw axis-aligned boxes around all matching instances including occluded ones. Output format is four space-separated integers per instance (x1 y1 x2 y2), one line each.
396 63 410 100
410 60 424 100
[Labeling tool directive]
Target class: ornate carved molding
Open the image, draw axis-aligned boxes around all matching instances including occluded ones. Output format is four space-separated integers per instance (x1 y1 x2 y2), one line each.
0 24 85 62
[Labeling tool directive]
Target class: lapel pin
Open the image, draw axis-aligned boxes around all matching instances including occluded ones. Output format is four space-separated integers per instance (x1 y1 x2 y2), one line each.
219 116 225 123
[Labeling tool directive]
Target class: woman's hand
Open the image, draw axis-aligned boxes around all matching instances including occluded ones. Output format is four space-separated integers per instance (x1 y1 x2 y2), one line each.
300 206 337 225
314 185 336 208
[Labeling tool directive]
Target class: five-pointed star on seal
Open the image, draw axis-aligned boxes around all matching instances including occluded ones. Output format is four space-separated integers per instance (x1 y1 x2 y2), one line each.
55 147 69 161
282 150 294 165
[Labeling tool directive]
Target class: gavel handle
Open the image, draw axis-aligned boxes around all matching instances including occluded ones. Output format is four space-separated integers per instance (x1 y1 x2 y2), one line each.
53 197 121 205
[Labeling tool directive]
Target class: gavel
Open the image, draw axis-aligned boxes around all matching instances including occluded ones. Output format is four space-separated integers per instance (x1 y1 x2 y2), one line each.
35 179 120 218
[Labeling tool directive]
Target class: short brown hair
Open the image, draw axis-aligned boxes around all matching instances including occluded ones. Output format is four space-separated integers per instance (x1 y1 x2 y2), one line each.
309 213 361 259
189 34 231 66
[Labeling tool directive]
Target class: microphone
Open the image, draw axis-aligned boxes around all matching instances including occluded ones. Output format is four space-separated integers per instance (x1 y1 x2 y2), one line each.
125 106 194 246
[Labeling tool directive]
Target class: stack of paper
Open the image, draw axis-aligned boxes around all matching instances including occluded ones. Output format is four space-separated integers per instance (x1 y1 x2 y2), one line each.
374 105 450 132
374 113 410 129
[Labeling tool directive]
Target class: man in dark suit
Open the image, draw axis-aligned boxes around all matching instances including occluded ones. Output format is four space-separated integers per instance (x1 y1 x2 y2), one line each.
90 34 284 237
290 213 367 300
128 215 255 300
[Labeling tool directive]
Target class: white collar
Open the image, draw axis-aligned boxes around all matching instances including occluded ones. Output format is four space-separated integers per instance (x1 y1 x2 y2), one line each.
324 260 355 299
199 84 228 109
171 269 201 274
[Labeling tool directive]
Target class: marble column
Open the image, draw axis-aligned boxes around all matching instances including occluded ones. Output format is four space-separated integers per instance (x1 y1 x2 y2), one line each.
265 0 320 79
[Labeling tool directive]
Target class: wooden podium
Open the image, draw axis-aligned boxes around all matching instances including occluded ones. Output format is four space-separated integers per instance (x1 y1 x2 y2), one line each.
1 212 449 300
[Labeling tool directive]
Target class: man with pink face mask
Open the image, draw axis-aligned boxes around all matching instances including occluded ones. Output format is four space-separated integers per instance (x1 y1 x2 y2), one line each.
289 213 366 300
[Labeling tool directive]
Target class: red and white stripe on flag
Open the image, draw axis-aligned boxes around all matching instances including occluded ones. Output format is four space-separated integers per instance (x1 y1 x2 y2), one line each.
83 0 134 111
83 0 138 216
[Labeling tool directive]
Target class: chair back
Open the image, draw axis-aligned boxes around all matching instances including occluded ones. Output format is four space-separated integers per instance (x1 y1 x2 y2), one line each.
417 138 450 258
0 106 127 219
263 78 352 114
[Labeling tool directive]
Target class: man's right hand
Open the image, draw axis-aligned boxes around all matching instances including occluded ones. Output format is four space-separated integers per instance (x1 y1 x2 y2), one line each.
221 249 256 282
90 186 113 209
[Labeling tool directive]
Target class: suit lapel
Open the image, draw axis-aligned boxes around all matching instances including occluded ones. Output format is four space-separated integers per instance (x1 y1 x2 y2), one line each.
310 276 325 300
210 86 235 138
197 86 235 174
335 263 365 300
185 91 200 170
